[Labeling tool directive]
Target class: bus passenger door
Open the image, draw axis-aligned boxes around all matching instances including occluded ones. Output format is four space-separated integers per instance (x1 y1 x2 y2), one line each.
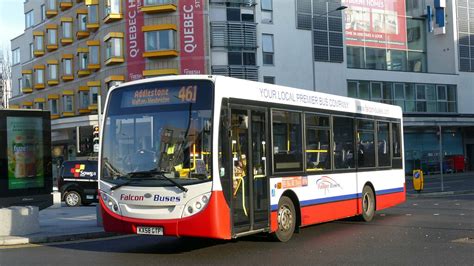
229 106 270 235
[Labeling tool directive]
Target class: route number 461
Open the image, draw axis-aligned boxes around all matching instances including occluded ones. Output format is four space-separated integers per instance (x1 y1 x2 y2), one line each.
178 86 197 103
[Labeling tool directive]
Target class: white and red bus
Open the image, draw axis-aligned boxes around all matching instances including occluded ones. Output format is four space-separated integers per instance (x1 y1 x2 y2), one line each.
99 75 405 242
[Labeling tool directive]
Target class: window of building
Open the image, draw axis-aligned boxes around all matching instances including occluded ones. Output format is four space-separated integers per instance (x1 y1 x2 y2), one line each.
262 34 274 65
76 10 90 39
263 76 275 84
87 40 100 69
261 0 273 23
356 119 375 168
12 48 20 65
46 25 58 51
62 55 74 81
33 32 45 56
18 78 22 92
41 5 46 21
272 110 303 172
145 29 176 52
46 0 58 17
226 6 254 22
49 97 59 115
87 2 99 29
228 51 256 65
104 33 124 65
61 18 73 45
77 48 90 76
35 101 45 110
305 113 331 171
90 86 99 105
348 80 457 113
47 61 59 86
63 94 74 113
21 70 33 93
333 116 355 169
79 89 90 109
104 0 123 22
25 10 34 28
29 43 34 59
34 66 45 89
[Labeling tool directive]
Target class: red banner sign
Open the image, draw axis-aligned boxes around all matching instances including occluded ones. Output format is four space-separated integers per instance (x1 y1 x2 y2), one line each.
126 0 145 81
343 0 407 50
179 0 206 75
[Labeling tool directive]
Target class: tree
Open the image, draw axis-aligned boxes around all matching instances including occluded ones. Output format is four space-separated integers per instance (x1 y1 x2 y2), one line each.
0 44 12 109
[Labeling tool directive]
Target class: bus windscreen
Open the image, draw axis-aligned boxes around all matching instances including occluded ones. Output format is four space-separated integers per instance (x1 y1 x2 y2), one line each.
101 80 214 187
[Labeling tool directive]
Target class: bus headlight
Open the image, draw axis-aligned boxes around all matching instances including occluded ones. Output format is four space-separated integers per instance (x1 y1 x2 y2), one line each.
182 192 211 218
100 191 121 215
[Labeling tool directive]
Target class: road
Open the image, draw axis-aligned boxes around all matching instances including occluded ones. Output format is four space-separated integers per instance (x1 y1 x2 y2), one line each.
1 194 473 266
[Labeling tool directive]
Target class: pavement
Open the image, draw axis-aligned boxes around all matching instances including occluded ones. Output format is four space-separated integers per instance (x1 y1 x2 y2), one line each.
0 204 117 246
1 172 473 247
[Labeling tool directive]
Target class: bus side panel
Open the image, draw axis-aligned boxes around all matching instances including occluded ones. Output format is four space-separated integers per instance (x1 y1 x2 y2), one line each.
300 199 358 226
375 185 406 211
100 191 231 239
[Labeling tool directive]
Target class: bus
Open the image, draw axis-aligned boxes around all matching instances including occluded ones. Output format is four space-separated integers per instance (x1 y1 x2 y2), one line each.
98 75 405 242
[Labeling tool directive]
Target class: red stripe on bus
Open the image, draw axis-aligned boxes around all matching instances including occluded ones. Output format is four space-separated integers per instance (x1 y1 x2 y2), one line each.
100 191 232 239
270 190 406 232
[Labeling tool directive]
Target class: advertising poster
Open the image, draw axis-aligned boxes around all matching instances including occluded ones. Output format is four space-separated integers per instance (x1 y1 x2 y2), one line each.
7 117 44 190
179 0 206 75
126 0 145 81
343 0 407 50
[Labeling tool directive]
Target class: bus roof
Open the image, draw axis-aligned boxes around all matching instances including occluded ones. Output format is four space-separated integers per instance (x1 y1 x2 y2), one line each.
108 75 403 120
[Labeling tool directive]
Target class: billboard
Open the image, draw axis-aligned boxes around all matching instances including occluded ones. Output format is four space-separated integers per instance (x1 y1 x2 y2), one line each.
343 0 407 50
126 0 145 81
179 0 206 75
6 117 44 190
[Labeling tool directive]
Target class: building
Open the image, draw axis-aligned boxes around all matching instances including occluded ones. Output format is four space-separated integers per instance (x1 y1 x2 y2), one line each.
9 0 474 173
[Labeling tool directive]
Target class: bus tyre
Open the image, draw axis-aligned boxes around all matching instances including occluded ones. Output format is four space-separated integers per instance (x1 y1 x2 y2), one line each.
64 191 82 207
361 186 375 222
273 196 296 242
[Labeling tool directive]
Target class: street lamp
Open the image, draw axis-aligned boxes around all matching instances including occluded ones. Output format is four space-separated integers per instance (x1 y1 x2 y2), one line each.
311 4 348 91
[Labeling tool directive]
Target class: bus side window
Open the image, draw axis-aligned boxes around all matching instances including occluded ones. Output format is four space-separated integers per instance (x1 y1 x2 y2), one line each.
272 110 303 172
392 123 401 158
333 116 355 169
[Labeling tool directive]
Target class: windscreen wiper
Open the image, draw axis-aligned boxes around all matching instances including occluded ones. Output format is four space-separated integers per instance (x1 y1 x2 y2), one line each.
109 177 158 191
110 169 188 192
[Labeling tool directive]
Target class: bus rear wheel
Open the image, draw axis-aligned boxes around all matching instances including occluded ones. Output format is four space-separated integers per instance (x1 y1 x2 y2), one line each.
360 186 375 222
273 196 296 242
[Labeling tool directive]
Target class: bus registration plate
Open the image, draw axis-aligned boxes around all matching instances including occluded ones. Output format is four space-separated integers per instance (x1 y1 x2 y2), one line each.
137 226 163 235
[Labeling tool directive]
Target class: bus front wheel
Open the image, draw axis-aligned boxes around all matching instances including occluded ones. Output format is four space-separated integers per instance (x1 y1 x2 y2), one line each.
273 196 296 242
360 186 375 222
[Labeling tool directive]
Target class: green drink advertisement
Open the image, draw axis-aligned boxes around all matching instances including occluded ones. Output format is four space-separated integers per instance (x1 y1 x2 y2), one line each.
7 117 44 189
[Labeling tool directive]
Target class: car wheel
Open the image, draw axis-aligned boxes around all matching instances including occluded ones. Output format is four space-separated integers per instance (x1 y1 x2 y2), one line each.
361 186 375 222
272 196 296 242
64 191 82 207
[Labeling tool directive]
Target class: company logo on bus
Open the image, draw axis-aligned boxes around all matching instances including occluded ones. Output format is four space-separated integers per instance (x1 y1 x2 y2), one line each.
119 193 181 203
316 176 343 194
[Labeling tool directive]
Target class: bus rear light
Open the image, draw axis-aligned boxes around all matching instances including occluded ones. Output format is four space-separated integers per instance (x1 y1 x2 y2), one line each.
182 192 211 218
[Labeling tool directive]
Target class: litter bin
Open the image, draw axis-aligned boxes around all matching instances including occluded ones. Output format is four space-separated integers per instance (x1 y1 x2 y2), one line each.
413 169 424 193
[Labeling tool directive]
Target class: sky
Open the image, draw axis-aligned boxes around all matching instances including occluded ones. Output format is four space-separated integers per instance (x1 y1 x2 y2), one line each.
0 0 25 51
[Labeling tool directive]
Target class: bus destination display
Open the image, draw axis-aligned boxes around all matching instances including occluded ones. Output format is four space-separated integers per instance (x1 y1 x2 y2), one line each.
122 85 197 108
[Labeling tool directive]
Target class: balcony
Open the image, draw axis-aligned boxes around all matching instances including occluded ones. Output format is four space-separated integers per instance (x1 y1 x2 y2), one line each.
211 22 257 49
211 65 258 81
141 0 177 13
209 0 256 6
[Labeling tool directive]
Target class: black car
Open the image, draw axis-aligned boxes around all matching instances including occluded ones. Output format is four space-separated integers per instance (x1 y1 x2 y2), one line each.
58 160 98 207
